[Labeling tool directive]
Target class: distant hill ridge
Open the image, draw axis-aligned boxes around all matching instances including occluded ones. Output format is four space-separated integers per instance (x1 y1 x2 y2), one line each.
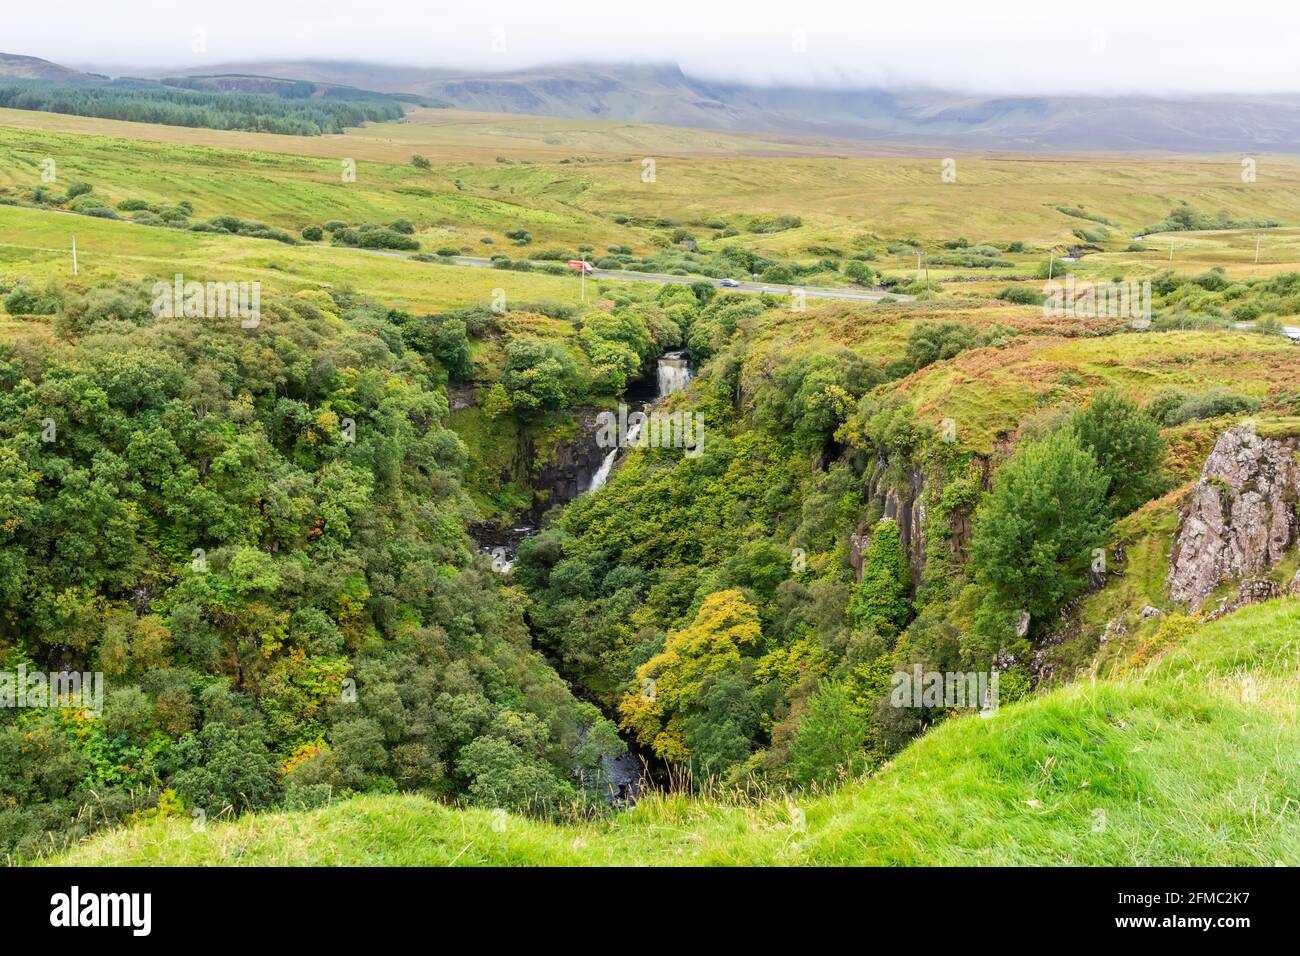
8 51 1300 151
151 58 1300 151
0 52 437 106
0 51 107 83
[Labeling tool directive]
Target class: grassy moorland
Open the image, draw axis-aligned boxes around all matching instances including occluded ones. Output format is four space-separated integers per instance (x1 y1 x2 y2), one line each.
52 598 1300 866
3 110 1300 295
893 329 1300 452
0 105 887 163
0 203 596 313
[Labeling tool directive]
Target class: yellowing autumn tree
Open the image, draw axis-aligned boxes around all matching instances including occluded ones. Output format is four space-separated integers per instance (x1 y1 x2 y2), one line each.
618 589 762 762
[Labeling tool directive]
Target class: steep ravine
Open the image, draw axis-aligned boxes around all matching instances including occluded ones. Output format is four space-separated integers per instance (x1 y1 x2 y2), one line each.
471 353 691 567
467 353 693 801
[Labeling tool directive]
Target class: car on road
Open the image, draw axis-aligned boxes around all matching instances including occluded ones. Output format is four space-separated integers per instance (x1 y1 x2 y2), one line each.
718 278 741 287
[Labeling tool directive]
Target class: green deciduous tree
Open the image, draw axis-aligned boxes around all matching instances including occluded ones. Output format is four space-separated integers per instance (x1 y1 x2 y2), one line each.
683 670 761 777
848 519 911 636
619 589 762 763
456 735 578 816
789 679 871 787
501 337 576 413
171 721 280 815
971 429 1111 621
1072 388 1166 516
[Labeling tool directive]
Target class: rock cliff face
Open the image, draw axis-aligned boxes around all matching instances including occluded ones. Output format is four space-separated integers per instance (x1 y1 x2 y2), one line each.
527 406 610 518
850 453 988 585
851 459 928 584
1167 426 1300 609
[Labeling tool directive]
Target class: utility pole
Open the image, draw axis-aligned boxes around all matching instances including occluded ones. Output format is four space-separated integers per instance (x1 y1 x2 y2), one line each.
1254 233 1263 265
916 251 923 282
1048 253 1054 280
71 235 77 276
924 253 931 299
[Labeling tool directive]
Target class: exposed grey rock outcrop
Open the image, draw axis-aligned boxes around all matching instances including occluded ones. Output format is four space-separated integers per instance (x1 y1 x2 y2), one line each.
1167 426 1300 609
1202 578 1282 622
856 459 927 584
851 452 989 585
528 406 610 517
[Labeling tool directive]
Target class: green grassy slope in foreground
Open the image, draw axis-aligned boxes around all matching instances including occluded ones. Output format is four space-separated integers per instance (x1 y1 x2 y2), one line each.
54 599 1300 866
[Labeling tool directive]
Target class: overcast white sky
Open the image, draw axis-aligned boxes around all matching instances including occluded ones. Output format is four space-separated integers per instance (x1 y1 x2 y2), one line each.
2 0 1297 95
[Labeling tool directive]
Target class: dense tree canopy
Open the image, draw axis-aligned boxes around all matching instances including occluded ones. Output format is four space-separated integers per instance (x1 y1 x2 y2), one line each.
0 80 404 136
0 281 621 858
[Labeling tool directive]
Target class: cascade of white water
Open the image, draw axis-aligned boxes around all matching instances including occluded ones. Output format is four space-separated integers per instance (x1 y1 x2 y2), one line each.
587 417 643 493
657 353 691 396
587 448 618 493
587 353 690 493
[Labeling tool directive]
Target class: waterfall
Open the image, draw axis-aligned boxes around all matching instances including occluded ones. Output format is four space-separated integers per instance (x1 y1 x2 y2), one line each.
657 352 691 397
587 417 643 493
587 353 690 494
588 448 618 493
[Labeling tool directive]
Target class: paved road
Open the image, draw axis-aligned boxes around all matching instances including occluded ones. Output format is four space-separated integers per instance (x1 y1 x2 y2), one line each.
362 249 909 303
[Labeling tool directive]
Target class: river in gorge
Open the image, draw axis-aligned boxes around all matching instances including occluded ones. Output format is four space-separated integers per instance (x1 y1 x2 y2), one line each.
471 351 692 803
477 351 692 569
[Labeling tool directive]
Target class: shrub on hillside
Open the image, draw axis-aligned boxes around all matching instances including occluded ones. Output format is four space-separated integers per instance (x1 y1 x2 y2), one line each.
902 320 979 372
997 285 1042 305
3 282 61 315
1146 387 1259 427
331 226 418 251
116 198 157 212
